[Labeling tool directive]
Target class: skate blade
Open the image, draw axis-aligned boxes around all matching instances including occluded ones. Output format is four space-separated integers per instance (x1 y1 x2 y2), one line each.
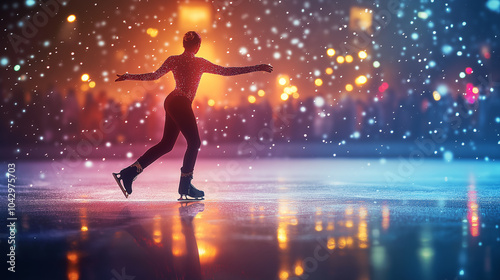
177 196 204 202
113 173 129 198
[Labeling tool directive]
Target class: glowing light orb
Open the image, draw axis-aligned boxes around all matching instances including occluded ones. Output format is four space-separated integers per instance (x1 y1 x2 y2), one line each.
207 99 215 106
459 72 466 79
257 89 265 97
290 85 298 93
280 93 289 101
248 95 256 104
358 51 367 59
326 48 335 57
14 65 21 71
472 87 479 94
336 56 345 64
325 67 333 75
355 75 367 85
345 84 353 92
314 78 323 86
67 15 76 23
147 28 159 38
81 73 89 82
278 77 287 86
433 91 441 101
373 61 380 68
465 67 473 75
314 96 325 107
345 55 353 63
89 81 96 88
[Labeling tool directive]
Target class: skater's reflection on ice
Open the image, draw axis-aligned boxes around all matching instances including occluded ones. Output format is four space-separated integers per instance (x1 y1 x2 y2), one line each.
112 203 205 279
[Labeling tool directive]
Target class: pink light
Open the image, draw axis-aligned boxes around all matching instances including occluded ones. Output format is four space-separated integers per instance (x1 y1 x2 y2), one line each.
378 82 389 92
465 83 477 104
465 67 473 75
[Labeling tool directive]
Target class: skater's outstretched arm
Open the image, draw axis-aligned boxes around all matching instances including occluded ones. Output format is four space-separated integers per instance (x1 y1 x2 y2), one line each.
202 59 273 76
115 57 173 82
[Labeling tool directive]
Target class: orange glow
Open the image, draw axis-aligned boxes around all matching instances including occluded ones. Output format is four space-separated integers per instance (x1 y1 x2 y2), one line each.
336 56 345 64
295 263 304 276
325 67 333 75
279 271 289 280
284 87 292 95
345 206 354 215
314 78 323 86
257 89 266 97
88 81 96 88
468 182 479 237
67 270 79 280
290 85 298 93
178 3 212 30
81 74 89 82
292 92 300 99
80 226 88 232
358 50 368 59
433 91 441 101
327 48 336 57
349 7 373 32
345 220 353 228
345 84 353 92
147 28 159 38
67 251 79 263
326 221 334 231
382 205 390 230
278 76 288 86
327 237 336 249
345 55 353 63
153 215 162 244
281 93 289 101
248 95 256 103
197 241 217 263
67 15 76 23
472 87 479 94
315 220 323 231
355 75 368 85
208 99 215 106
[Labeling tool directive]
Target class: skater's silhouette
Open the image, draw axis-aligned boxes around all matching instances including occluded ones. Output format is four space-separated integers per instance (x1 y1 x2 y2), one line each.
113 31 273 200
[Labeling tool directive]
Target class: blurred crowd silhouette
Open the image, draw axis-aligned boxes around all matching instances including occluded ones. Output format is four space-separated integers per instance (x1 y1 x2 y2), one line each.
1 85 499 147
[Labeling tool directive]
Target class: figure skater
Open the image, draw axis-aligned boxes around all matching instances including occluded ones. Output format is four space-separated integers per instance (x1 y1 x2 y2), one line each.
113 31 273 200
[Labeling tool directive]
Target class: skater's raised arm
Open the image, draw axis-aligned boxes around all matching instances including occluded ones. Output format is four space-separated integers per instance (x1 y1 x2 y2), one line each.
115 57 173 82
202 59 273 76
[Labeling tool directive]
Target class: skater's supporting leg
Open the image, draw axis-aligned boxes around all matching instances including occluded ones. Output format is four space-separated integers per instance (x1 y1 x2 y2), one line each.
164 95 201 174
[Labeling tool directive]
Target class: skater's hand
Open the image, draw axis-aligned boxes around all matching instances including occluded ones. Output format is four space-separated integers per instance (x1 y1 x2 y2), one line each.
115 73 129 82
257 64 273 73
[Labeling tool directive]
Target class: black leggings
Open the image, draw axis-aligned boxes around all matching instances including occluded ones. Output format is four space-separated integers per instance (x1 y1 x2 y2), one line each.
137 94 201 173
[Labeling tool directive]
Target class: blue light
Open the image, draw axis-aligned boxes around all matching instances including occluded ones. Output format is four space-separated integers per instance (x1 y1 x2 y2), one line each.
486 0 500 13
442 45 453 55
459 269 464 276
25 0 36 7
0 57 8 66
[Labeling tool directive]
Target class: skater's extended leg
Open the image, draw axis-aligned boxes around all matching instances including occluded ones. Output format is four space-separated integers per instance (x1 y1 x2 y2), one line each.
114 111 180 198
137 114 180 168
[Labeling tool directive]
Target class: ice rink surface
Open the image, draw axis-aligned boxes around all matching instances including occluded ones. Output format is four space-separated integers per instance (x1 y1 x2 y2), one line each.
2 158 500 280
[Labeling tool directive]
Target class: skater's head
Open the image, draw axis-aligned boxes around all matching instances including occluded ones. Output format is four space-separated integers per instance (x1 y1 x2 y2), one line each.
183 31 201 54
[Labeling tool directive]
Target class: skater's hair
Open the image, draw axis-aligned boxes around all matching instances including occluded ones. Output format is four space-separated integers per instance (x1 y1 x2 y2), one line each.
183 31 201 52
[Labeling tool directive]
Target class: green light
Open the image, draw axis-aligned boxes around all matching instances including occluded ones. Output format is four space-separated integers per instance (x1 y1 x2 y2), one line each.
14 65 21 71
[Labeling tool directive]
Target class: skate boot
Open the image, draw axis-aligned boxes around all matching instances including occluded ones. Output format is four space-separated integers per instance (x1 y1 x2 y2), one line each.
178 171 204 201
113 162 143 198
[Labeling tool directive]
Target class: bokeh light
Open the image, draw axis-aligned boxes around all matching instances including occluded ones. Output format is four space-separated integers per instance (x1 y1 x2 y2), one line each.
326 48 335 57
81 74 89 82
345 84 353 92
325 67 333 75
336 56 345 64
67 14 76 23
248 95 256 103
207 99 215 106
257 89 265 97
355 75 367 85
314 78 323 86
345 55 353 63
358 51 367 59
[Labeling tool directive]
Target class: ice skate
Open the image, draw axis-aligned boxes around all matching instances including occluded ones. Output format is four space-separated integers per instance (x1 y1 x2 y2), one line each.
178 172 205 202
113 162 143 198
